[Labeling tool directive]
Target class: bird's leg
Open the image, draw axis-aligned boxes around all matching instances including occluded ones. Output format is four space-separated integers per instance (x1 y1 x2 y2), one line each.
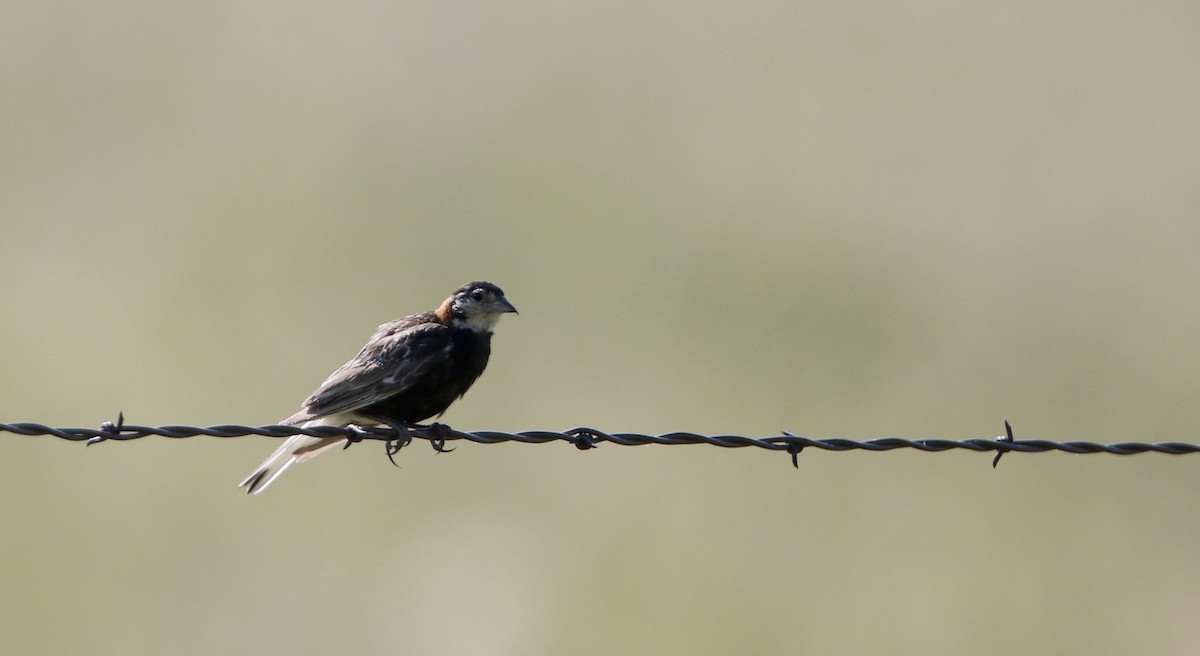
427 422 455 454
382 419 413 467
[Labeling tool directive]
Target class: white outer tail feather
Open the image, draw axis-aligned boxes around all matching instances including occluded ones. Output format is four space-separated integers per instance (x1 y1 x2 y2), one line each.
237 414 356 495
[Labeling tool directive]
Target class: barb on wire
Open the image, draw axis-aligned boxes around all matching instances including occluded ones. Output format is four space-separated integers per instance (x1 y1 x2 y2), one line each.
993 420 1015 468
3 417 1199 469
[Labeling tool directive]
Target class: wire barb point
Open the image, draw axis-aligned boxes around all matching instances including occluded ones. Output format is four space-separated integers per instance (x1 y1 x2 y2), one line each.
343 425 369 450
782 430 804 468
89 411 125 446
992 420 1015 468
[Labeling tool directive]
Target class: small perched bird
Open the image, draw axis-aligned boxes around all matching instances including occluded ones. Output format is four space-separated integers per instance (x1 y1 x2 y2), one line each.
239 281 517 494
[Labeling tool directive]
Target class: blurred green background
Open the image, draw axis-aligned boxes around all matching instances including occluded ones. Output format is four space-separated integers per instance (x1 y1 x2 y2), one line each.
3 1 1199 654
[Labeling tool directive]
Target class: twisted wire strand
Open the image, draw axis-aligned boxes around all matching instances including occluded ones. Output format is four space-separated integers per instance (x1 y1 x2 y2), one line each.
3 420 1198 467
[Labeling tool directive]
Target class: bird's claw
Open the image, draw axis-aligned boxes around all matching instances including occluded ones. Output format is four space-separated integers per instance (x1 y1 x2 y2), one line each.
384 421 413 467
427 422 455 453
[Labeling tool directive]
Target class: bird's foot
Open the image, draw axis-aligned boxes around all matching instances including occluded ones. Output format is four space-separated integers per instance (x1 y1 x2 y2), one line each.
427 422 455 453
383 420 413 467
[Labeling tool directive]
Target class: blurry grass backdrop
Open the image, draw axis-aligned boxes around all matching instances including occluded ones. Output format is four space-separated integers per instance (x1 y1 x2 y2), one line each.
2 1 1199 654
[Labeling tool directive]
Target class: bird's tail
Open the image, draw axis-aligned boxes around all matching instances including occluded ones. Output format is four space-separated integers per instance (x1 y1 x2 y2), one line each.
238 416 351 495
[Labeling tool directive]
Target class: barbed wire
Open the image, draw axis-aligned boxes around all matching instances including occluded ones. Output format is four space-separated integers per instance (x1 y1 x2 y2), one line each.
3 417 1198 469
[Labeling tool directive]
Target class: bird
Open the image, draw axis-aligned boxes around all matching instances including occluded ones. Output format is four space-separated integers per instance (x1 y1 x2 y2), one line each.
238 281 517 494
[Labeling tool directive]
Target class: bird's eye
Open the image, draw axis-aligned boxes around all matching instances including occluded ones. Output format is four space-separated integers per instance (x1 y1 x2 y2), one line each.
470 289 485 302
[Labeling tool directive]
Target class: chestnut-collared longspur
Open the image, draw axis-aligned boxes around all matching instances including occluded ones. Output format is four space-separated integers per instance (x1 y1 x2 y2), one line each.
238 281 517 494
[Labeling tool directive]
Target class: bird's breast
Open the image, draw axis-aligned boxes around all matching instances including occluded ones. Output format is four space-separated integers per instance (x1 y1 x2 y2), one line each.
446 328 492 386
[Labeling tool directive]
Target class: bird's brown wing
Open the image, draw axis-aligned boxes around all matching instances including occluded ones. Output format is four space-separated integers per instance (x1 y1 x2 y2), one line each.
285 315 451 424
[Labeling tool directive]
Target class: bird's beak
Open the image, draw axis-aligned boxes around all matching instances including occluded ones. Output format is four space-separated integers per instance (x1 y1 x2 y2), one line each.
497 297 518 315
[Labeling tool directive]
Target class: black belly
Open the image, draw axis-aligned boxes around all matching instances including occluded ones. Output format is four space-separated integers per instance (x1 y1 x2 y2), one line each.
360 329 491 424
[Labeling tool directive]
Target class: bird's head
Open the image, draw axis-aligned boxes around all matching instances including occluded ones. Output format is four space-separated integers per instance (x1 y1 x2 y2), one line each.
436 281 518 333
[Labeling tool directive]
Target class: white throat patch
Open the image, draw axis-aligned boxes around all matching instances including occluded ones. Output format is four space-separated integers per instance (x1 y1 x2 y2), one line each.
453 312 501 333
